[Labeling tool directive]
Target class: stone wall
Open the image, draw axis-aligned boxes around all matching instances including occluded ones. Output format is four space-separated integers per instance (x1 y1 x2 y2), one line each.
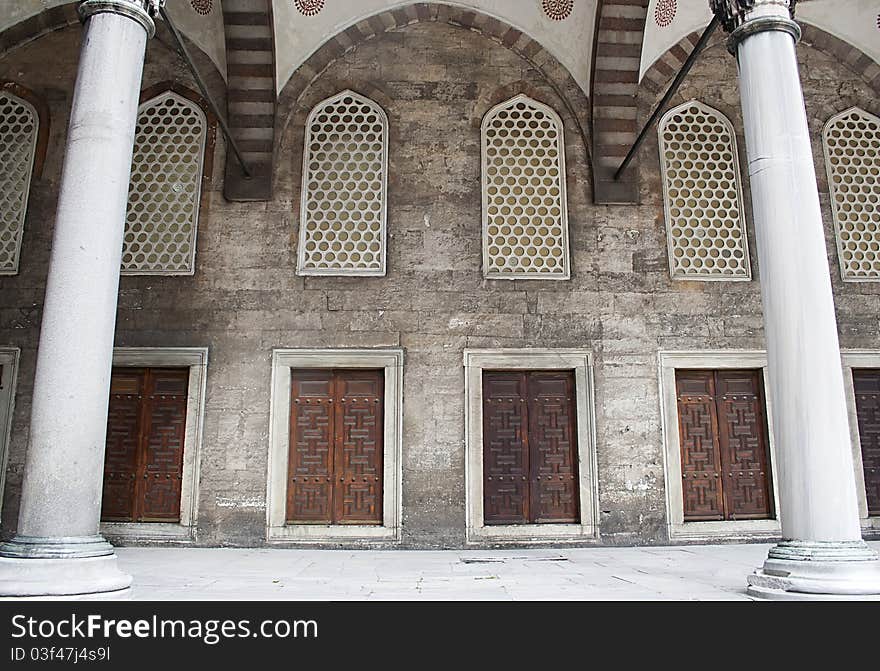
0 20 877 548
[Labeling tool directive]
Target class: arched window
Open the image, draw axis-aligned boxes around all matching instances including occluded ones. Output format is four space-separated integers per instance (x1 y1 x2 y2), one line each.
481 94 570 279
122 90 209 275
823 107 880 281
297 90 388 276
0 89 39 275
658 101 750 280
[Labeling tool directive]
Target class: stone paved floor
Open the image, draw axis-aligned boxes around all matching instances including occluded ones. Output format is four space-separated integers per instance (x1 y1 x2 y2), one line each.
113 541 880 600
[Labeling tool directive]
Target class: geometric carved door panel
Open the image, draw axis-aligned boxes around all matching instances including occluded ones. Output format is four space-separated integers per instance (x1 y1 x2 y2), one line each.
101 367 188 523
853 369 880 516
675 369 773 522
287 369 383 525
482 370 578 525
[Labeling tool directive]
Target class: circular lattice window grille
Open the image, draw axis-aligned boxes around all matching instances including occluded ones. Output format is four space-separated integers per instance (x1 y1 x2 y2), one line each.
542 0 574 21
0 91 38 275
297 90 388 276
658 101 750 280
481 94 570 279
295 0 325 17
654 0 677 28
123 91 207 275
190 0 213 16
823 107 880 281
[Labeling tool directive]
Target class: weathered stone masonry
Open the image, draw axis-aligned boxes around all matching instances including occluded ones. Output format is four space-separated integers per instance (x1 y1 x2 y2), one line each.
1 19 878 548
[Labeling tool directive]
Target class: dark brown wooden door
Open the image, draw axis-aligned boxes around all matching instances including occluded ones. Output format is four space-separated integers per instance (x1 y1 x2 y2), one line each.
483 370 579 525
287 369 383 524
676 369 773 522
101 368 188 522
853 369 880 516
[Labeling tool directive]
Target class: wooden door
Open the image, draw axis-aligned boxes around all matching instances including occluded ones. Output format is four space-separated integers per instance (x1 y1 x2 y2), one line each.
483 370 579 525
287 369 383 524
482 372 530 523
139 370 188 521
675 369 773 522
102 371 144 521
853 369 880 516
101 368 188 522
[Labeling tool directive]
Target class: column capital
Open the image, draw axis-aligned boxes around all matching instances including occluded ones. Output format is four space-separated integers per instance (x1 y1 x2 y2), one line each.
710 1 801 53
78 0 164 39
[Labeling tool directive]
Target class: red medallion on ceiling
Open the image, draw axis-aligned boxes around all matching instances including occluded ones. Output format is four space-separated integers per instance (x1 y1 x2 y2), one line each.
295 0 325 17
190 0 213 15
542 0 574 22
654 0 677 28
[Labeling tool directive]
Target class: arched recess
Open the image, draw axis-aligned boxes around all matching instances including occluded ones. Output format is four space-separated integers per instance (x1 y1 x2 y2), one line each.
123 82 218 276
0 5 229 195
642 24 880 100
0 4 79 57
633 22 880 197
0 80 50 275
275 2 591 182
590 0 649 204
640 22 880 190
0 81 49 180
0 6 226 103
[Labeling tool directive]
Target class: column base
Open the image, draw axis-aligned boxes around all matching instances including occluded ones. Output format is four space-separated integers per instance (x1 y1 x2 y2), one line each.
747 540 880 600
0 536 132 599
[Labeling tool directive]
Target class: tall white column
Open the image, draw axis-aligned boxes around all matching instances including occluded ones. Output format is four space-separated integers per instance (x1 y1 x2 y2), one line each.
710 0 880 598
0 0 159 598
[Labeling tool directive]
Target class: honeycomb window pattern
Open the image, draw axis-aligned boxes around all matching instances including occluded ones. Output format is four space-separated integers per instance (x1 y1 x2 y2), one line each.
658 101 751 281
297 90 388 276
481 94 570 279
822 107 880 281
122 91 207 275
0 91 38 275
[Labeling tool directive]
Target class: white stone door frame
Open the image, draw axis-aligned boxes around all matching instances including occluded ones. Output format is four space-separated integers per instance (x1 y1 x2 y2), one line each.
463 348 599 544
267 348 403 543
100 347 209 543
841 350 880 533
658 350 783 541
0 347 20 517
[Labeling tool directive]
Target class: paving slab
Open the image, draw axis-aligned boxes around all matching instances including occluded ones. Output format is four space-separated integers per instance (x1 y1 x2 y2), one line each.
116 542 880 601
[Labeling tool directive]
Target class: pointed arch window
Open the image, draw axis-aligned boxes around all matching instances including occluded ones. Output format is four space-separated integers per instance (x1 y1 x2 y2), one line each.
481 94 570 279
823 107 880 281
123 90 209 275
658 101 750 281
297 90 389 276
0 89 40 275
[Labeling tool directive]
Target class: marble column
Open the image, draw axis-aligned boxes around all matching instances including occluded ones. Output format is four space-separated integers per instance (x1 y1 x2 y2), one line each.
0 0 159 598
709 0 880 598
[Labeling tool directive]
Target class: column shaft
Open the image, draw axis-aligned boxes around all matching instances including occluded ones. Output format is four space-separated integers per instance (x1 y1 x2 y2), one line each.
0 1 155 598
712 0 880 597
737 30 862 544
16 11 148 542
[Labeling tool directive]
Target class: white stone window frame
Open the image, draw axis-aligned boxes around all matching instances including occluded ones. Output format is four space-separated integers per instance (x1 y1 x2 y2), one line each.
658 100 752 282
99 347 209 543
822 107 880 283
0 347 20 516
0 92 39 276
463 349 598 544
267 348 403 543
841 350 880 533
296 89 389 277
480 94 571 281
658 350 781 541
121 90 208 277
